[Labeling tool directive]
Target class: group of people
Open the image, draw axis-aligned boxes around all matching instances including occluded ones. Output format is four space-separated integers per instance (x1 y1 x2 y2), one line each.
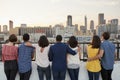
2 32 115 80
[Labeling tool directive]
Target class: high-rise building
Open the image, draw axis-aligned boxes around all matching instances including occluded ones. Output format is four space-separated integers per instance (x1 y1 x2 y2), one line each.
21 24 27 27
80 25 86 33
9 20 13 30
67 15 72 26
98 13 105 25
0 25 1 32
3 25 8 32
85 16 87 30
110 19 118 26
90 20 94 30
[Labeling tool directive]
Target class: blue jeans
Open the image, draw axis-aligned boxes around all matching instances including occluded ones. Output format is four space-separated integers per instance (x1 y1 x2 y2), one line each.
88 71 100 80
52 71 66 80
37 65 51 80
68 68 79 80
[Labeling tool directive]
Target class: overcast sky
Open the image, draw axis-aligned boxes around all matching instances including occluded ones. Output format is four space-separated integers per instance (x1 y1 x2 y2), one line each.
0 0 120 28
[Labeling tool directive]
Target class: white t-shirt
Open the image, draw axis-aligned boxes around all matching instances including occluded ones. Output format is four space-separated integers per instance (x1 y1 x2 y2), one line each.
35 45 50 67
67 47 80 69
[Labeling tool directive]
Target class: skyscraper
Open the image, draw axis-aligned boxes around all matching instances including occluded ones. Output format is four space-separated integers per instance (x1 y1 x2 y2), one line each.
3 25 8 32
0 25 1 32
110 19 118 26
67 15 72 26
90 20 94 30
9 20 13 30
98 13 105 25
85 16 87 30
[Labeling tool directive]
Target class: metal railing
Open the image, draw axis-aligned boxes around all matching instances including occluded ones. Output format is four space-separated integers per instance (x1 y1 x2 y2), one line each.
0 42 120 61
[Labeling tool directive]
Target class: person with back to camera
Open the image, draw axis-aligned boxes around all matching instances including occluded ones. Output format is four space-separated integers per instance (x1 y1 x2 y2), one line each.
48 35 80 80
2 34 18 80
88 32 116 80
36 35 51 80
86 35 101 80
67 36 81 80
18 33 35 80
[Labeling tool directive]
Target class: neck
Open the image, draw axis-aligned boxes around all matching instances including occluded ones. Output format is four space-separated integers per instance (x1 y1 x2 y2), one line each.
7 42 14 46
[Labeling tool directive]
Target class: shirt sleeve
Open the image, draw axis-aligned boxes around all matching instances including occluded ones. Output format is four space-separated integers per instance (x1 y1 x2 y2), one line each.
66 45 76 55
100 43 104 50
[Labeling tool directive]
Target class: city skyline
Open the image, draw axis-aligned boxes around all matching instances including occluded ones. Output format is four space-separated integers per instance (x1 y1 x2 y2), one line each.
0 0 120 29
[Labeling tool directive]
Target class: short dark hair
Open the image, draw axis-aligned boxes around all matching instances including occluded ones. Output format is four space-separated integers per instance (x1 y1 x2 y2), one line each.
9 34 17 42
56 35 62 42
38 35 49 48
23 33 30 42
68 36 78 48
102 32 110 40
91 35 101 48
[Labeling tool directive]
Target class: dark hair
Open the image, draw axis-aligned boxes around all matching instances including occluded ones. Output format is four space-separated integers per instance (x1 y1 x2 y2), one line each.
102 32 110 40
9 34 17 42
68 36 78 48
23 33 30 42
91 35 101 48
56 35 62 42
38 35 49 48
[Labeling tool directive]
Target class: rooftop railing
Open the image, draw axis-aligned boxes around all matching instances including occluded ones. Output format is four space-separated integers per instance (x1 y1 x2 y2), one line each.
0 42 120 61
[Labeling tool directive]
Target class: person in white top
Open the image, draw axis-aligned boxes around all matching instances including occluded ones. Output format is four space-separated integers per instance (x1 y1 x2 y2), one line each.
67 36 81 80
36 35 51 80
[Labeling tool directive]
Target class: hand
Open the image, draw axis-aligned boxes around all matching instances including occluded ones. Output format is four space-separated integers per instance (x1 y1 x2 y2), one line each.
77 46 81 53
87 58 92 61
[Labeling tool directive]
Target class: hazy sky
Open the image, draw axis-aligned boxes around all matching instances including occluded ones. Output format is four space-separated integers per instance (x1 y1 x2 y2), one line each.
0 0 120 28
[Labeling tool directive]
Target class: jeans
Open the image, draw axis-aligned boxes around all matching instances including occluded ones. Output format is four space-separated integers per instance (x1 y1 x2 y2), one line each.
101 66 113 80
68 68 79 80
19 69 31 80
88 71 100 80
52 71 66 80
37 65 51 80
4 60 18 80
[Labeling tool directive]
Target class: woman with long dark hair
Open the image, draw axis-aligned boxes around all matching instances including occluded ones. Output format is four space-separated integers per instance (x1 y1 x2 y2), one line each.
86 35 101 80
36 35 51 80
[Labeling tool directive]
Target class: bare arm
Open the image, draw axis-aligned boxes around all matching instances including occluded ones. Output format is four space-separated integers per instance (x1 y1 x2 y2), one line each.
87 49 104 61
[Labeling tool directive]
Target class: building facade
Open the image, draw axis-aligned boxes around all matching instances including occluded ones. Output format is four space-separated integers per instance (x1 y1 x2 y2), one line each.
98 13 105 25
9 20 13 30
67 15 72 26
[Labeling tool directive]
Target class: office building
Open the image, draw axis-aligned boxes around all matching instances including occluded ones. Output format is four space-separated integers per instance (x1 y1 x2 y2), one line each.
85 16 87 30
21 24 27 27
3 25 8 32
98 13 105 25
9 20 13 30
19 26 53 37
67 15 72 26
90 20 94 31
110 19 118 26
0 25 1 32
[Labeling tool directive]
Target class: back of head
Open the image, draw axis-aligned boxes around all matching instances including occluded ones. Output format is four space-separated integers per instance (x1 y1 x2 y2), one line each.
56 35 62 42
9 34 17 42
102 32 110 40
68 36 78 48
91 35 101 48
38 35 49 48
23 33 30 42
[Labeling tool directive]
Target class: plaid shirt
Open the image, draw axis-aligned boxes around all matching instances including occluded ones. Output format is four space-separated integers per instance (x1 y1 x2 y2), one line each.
18 43 35 73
